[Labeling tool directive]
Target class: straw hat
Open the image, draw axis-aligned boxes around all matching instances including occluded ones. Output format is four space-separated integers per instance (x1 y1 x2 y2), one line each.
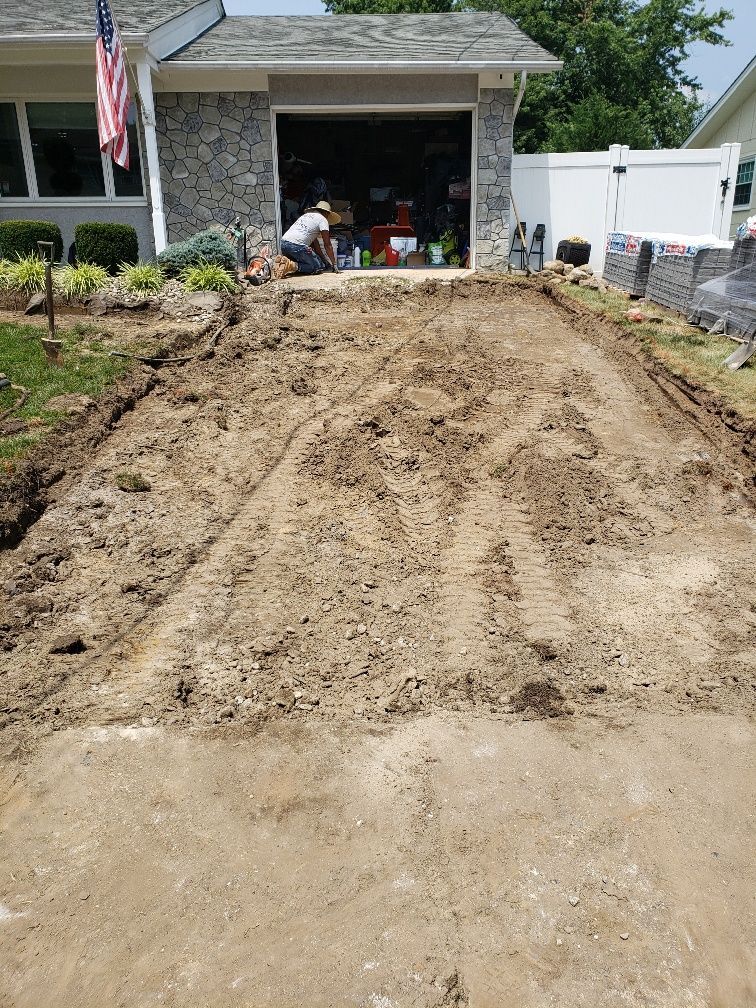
306 200 341 225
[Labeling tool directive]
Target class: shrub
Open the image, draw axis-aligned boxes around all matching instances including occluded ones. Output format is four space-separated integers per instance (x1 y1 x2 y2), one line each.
158 229 236 277
55 262 110 299
118 260 165 294
0 220 63 262
180 261 236 293
74 222 138 274
0 260 13 291
115 470 151 492
7 254 47 294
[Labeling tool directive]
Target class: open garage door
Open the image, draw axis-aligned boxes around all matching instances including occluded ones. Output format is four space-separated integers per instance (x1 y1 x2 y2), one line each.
274 110 473 269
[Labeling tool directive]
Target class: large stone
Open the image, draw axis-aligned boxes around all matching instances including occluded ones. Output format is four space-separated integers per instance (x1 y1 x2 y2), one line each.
200 122 221 143
478 169 497 185
211 137 229 155
178 93 199 113
182 113 203 133
199 105 222 125
208 161 228 182
543 259 565 274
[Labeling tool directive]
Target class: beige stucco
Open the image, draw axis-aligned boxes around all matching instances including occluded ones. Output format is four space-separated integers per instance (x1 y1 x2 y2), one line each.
686 63 755 236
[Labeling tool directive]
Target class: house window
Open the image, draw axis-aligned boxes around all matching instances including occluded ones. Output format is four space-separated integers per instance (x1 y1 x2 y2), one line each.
0 103 28 197
3 100 145 201
112 104 144 197
27 103 106 198
734 158 754 208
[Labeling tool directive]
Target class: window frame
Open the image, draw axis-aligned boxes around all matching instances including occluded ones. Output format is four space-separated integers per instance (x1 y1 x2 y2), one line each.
0 97 147 206
733 157 754 209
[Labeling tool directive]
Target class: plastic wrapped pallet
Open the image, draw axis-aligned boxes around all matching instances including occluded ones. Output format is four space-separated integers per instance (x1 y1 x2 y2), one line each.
603 233 653 295
730 235 756 270
646 246 733 314
688 262 756 338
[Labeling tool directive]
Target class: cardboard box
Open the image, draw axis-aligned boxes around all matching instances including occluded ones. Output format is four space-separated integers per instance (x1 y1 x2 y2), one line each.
338 210 354 226
389 237 418 255
407 251 426 267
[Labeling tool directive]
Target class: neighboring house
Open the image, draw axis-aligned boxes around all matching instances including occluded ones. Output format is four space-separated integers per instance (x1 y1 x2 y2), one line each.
684 56 756 237
0 4 560 269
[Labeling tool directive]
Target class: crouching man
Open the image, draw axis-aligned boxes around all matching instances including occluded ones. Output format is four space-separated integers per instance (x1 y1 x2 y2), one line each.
280 201 341 275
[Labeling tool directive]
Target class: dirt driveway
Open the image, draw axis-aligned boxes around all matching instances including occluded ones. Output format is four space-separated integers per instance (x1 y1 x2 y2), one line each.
1 278 754 1006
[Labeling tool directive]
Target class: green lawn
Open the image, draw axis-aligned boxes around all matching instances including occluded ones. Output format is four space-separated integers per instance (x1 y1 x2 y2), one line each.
562 285 756 420
0 321 132 466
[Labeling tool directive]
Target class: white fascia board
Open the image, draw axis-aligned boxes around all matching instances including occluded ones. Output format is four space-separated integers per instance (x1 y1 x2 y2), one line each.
148 0 224 61
0 40 150 67
164 59 563 74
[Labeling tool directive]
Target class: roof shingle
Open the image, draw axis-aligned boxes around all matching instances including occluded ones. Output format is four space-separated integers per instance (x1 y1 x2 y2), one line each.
0 0 205 37
167 13 558 67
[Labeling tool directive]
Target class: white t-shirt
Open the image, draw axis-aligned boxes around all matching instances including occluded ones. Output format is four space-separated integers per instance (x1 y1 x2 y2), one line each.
282 212 329 247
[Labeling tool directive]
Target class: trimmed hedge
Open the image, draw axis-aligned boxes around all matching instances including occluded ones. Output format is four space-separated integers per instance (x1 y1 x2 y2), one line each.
75 222 138 274
0 220 63 262
157 229 236 277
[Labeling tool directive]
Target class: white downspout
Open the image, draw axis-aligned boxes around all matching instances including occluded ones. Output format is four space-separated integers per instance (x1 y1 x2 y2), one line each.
136 61 168 254
513 71 528 121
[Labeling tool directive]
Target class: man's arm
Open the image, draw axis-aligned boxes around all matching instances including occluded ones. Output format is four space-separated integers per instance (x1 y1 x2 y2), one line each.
314 228 338 271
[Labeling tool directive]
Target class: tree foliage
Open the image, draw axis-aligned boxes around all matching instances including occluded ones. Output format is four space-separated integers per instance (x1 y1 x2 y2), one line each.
323 0 733 152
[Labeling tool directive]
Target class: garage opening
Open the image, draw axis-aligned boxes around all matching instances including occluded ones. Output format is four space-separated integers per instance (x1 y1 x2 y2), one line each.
275 111 473 269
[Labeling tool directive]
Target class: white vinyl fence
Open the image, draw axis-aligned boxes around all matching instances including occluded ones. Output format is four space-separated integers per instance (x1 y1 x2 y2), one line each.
510 143 741 270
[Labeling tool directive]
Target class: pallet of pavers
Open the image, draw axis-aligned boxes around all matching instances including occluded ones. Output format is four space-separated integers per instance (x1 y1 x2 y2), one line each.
603 233 654 296
645 236 733 314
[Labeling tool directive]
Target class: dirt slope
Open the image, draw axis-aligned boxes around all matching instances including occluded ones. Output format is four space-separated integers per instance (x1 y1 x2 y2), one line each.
0 278 754 1007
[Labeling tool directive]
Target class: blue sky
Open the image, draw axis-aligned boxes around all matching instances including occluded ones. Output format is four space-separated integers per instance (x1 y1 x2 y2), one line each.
224 0 755 107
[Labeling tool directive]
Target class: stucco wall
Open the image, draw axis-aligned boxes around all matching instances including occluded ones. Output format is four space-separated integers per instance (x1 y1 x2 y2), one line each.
154 91 276 247
476 87 513 270
269 74 479 107
693 84 755 234
0 204 153 260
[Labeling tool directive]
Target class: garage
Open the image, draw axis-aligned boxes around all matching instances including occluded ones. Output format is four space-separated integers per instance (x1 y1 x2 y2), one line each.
275 110 473 269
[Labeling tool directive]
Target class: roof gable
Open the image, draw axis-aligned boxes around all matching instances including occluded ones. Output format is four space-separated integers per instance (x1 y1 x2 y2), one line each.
684 56 756 148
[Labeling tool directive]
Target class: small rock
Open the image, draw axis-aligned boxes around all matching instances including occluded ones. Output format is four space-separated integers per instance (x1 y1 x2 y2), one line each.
186 291 222 311
357 623 367 634
49 633 87 655
619 932 629 941
345 628 356 640
25 291 47 315
568 894 580 907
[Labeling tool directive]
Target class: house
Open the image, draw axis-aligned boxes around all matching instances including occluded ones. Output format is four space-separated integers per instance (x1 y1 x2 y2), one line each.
683 56 756 237
0 3 561 269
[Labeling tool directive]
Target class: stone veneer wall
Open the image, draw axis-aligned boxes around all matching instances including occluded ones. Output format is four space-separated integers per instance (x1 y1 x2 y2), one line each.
476 88 513 270
153 92 276 248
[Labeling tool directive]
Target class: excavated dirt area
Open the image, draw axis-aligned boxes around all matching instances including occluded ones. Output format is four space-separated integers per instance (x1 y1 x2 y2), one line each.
0 278 754 1006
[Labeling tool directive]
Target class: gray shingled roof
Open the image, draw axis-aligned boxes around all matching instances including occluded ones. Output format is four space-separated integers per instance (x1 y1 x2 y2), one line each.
167 13 559 67
0 0 204 36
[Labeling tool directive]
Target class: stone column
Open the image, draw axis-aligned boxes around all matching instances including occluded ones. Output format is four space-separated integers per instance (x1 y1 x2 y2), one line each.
153 91 275 250
476 87 513 270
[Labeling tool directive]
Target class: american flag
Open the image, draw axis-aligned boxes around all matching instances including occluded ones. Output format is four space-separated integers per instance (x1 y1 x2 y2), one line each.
96 0 130 168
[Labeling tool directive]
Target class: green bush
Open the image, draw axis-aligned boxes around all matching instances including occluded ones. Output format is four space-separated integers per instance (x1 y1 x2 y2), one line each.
158 229 236 277
0 220 63 262
74 222 138 274
55 262 110 299
7 255 47 294
0 259 13 291
118 260 165 294
180 260 236 293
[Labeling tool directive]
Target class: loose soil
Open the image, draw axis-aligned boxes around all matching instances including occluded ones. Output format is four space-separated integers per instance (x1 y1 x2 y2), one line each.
0 278 754 1007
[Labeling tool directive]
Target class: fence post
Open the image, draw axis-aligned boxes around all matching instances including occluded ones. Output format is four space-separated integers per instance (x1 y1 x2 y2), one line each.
712 142 741 239
601 145 626 271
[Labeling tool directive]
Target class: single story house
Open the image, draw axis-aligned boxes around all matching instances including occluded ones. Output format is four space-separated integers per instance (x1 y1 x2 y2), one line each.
683 55 756 237
0 3 561 269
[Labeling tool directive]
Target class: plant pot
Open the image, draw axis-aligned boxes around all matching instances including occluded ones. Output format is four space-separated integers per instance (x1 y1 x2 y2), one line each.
556 240 591 267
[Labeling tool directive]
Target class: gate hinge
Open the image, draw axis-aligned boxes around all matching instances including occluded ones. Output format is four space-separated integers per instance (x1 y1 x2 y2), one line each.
613 165 627 174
